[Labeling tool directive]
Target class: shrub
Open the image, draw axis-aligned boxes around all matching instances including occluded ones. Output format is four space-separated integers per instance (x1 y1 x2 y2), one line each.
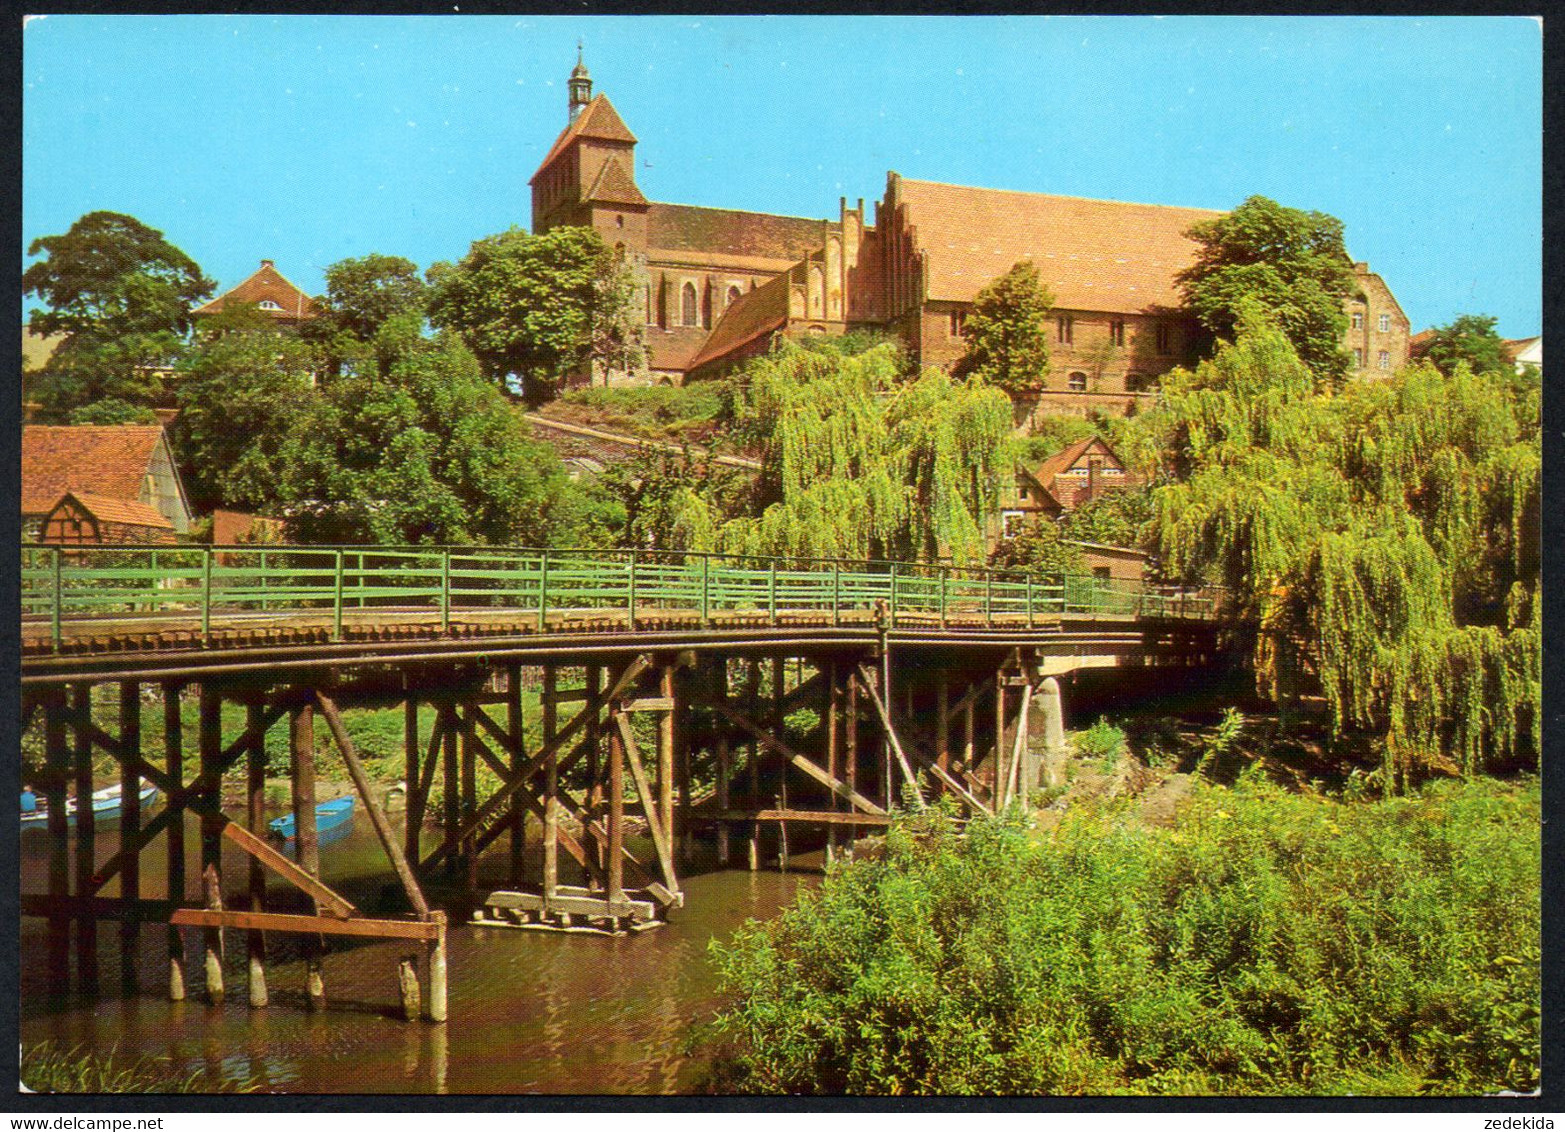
706 776 1539 1095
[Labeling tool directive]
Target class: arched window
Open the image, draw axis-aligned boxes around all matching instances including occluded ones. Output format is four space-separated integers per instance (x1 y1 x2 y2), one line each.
1125 372 1148 393
726 285 742 309
1067 371 1088 392
258 300 282 311
681 282 698 327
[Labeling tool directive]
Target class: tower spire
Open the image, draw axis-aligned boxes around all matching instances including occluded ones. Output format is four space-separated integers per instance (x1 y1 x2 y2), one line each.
568 42 592 122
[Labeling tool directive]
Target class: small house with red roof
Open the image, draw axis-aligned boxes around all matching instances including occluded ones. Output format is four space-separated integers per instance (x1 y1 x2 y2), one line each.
1001 436 1138 536
195 259 319 327
22 424 193 542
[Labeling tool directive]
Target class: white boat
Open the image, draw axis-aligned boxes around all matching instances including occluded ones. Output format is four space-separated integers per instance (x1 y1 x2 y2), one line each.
20 783 159 829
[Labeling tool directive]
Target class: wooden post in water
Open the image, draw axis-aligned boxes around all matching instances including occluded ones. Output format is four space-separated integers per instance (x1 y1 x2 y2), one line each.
846 671 859 829
658 663 675 866
607 705 626 911
198 687 224 1004
771 656 786 869
71 685 98 994
825 660 839 865
163 682 185 1002
583 665 602 887
290 700 324 1011
507 665 525 888
746 660 760 872
246 702 268 1007
541 665 558 914
403 688 419 866
714 658 731 866
674 665 692 867
119 680 142 992
427 911 448 1024
963 686 976 775
44 691 70 995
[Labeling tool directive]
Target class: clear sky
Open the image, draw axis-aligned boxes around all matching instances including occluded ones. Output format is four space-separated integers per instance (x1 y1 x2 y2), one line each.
22 14 1543 337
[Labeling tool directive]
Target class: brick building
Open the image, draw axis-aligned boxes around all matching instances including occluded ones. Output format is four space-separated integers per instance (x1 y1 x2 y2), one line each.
22 424 193 540
532 57 1410 401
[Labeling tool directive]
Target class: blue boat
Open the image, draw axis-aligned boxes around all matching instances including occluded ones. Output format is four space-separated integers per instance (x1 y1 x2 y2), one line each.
20 783 158 829
268 795 356 843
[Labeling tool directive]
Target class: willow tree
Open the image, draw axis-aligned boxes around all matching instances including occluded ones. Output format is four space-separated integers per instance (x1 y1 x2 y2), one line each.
1140 304 1539 787
668 339 1015 565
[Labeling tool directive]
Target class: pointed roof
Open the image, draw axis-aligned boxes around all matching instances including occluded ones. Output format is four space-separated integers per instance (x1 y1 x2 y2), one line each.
1033 436 1124 483
584 154 648 208
50 490 174 531
529 94 638 185
687 275 791 373
195 260 318 321
22 425 169 515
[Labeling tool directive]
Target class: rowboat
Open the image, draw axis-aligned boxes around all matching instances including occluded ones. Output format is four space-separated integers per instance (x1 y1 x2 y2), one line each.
268 795 356 843
20 783 159 829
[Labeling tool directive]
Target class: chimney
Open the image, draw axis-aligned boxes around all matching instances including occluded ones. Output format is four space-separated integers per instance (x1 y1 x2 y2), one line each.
261 259 274 269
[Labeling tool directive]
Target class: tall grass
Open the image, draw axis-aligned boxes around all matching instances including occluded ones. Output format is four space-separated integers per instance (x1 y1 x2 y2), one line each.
21 1042 258 1093
707 775 1540 1095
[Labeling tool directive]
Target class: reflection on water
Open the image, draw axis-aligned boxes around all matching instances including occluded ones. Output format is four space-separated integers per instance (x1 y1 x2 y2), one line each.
20 813 812 1094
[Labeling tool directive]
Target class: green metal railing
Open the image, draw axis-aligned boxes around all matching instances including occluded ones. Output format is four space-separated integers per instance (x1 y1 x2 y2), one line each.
20 543 1223 652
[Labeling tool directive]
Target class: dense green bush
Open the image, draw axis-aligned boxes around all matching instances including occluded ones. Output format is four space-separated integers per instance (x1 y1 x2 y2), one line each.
707 776 1539 1095
556 380 732 438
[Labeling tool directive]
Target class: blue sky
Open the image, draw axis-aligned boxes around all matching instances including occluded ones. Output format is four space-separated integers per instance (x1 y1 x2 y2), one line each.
23 14 1543 336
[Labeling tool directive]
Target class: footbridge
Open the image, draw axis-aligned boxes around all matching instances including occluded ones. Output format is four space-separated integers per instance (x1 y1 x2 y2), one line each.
20 543 1235 1021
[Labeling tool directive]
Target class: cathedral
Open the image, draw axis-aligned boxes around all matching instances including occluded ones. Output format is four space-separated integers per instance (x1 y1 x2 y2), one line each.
530 55 1410 414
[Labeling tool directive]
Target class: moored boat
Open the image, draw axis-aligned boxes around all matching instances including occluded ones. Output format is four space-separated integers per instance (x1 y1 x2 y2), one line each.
20 783 159 829
267 795 356 843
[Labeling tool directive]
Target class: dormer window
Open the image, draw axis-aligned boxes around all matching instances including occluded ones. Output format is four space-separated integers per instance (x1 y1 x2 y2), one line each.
258 300 282 311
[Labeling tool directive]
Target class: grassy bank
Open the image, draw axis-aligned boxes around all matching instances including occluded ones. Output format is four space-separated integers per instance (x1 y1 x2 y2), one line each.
21 1041 258 1094
705 772 1540 1095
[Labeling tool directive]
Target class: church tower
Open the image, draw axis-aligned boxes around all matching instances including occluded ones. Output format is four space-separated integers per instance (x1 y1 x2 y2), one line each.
528 50 649 252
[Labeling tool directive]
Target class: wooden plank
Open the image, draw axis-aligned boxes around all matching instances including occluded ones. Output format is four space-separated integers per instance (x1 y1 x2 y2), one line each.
484 890 653 920
623 697 675 712
695 697 888 817
715 809 893 826
854 665 925 811
316 692 431 921
220 823 356 919
170 908 441 941
614 713 679 895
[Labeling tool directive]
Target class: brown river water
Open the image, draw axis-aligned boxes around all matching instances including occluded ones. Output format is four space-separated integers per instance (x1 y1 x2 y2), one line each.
20 807 815 1093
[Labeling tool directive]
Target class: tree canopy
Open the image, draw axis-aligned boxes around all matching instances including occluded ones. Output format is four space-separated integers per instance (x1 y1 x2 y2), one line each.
1420 314 1513 378
1178 196 1359 385
953 260 1053 394
1132 303 1539 787
426 226 643 403
23 211 214 418
664 339 1015 564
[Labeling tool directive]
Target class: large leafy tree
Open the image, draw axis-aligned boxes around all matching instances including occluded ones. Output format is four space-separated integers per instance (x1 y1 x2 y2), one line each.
304 253 428 379
1134 303 1539 788
952 260 1054 394
1421 314 1513 377
273 317 579 545
1178 196 1359 385
667 340 1015 564
426 226 643 404
23 211 214 417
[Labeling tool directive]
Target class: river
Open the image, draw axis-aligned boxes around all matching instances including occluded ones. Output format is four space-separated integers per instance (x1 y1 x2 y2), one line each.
20 807 815 1093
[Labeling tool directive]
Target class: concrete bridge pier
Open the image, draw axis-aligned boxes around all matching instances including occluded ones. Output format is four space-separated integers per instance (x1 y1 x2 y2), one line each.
1035 676 1069 789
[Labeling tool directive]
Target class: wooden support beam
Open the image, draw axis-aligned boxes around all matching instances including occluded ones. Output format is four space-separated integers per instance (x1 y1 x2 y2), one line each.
162 682 185 1002
460 705 478 891
826 660 840 862
721 809 893 827
71 685 98 993
542 665 558 908
316 692 432 921
854 665 925 811
614 713 679 897
245 701 268 1007
694 698 887 816
221 824 356 920
23 894 181 920
507 665 525 889
937 671 950 776
198 688 223 1005
44 693 70 995
607 707 626 904
442 703 458 875
658 664 675 867
883 704 993 817
171 908 442 942
584 664 602 883
1007 682 1034 804
714 659 731 866
994 674 1008 807
291 699 325 1012
120 681 143 991
623 697 675 713
404 689 420 867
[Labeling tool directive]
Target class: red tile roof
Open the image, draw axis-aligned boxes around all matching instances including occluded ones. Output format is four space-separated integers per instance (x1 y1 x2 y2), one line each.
530 95 638 184
21 425 167 515
195 260 318 321
54 491 173 531
1033 436 1123 482
687 275 791 372
895 178 1222 313
646 203 826 263
584 154 648 208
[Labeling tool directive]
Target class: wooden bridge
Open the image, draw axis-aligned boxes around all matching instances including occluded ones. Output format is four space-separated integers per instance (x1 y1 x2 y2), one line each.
20 543 1233 1023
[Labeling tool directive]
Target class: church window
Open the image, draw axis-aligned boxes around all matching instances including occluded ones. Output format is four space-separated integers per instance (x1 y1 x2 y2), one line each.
1125 372 1148 392
1057 316 1074 345
1109 320 1125 347
726 285 742 309
681 283 698 327
1352 348 1365 368
1352 312 1364 330
1378 314 1391 332
1378 350 1390 370
1067 371 1088 392
1155 323 1172 354
949 311 965 337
